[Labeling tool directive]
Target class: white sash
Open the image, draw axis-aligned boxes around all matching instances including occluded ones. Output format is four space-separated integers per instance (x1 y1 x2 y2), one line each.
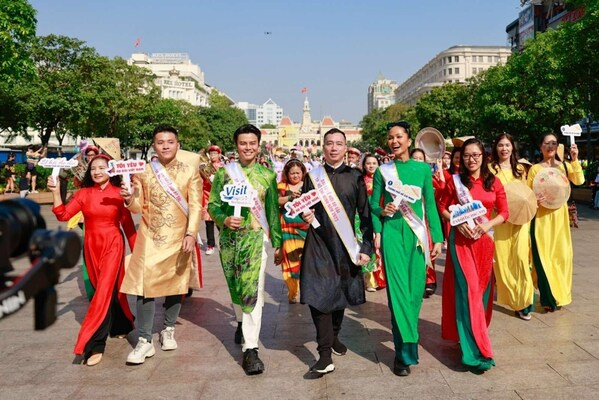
224 162 270 238
151 160 189 215
308 166 360 265
379 162 432 268
452 174 492 237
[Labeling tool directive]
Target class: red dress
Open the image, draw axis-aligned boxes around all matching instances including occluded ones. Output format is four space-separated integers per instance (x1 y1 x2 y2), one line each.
364 174 386 288
438 175 508 366
53 183 137 355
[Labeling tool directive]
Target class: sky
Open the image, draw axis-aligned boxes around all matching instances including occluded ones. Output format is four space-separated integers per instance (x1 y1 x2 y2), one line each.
30 0 523 124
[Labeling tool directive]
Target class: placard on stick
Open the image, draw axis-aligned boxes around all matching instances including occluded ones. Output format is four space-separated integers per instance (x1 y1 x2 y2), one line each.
106 159 146 193
384 178 422 217
220 183 256 218
38 157 79 181
449 200 487 229
561 124 582 145
284 189 321 228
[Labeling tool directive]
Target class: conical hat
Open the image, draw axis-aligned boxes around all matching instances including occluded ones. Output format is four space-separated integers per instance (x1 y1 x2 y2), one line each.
504 181 537 225
532 167 571 209
93 138 121 160
177 149 201 169
451 136 475 148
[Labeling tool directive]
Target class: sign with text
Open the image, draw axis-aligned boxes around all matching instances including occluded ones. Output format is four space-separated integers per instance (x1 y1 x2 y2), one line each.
449 200 488 228
220 184 257 217
39 157 79 179
106 159 146 193
284 189 321 228
560 123 582 145
385 179 422 205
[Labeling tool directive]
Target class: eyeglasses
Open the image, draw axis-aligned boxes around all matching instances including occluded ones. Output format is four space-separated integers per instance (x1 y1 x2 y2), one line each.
462 153 483 161
542 141 558 147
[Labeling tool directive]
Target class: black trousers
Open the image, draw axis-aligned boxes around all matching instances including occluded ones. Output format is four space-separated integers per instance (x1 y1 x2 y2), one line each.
309 305 345 358
205 220 215 247
84 282 133 358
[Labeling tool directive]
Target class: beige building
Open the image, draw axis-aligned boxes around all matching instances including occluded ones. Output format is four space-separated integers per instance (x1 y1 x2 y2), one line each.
367 73 398 113
261 97 361 151
394 45 512 105
128 52 212 107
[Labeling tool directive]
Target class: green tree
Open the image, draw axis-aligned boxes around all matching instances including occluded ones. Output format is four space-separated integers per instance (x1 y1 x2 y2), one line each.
260 123 276 129
359 103 417 149
199 105 248 152
415 83 476 140
0 0 37 83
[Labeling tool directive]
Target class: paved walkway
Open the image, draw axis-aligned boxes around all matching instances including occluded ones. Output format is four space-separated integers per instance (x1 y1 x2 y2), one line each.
1 204 599 399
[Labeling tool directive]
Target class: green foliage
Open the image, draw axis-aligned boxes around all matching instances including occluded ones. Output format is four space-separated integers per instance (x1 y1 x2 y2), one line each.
199 103 248 152
360 103 417 149
260 123 276 129
0 0 37 83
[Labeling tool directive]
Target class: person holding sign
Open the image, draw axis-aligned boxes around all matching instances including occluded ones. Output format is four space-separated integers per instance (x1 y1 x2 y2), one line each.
277 159 309 304
369 122 443 377
489 134 535 321
527 133 584 312
300 128 373 375
208 124 282 375
48 154 137 366
120 125 202 365
438 138 508 372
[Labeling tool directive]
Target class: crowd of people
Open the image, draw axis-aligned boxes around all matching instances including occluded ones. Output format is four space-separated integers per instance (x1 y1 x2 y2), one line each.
41 121 585 377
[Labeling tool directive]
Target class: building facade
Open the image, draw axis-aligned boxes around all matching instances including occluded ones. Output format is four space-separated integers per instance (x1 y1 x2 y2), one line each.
394 45 512 105
261 97 361 150
128 52 211 107
367 74 398 113
236 99 283 127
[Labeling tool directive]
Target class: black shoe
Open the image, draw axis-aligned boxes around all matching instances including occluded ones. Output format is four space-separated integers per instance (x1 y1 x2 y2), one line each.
332 337 347 356
393 358 411 377
310 356 335 374
425 283 436 297
234 322 243 345
242 348 264 375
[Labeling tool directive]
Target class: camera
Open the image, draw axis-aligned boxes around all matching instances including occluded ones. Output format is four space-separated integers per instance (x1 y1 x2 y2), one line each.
0 198 81 329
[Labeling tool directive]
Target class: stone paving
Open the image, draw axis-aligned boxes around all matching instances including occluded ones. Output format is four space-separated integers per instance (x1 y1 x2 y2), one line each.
1 203 599 399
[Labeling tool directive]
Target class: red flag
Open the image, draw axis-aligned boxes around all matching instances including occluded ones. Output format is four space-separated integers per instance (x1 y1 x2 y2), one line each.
134 37 141 48
301 87 308 94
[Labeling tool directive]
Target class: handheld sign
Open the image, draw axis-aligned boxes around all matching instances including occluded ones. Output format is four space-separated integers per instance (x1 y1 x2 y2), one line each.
220 183 256 218
284 189 321 228
560 124 582 145
449 200 487 229
106 159 146 194
38 157 79 181
385 178 422 217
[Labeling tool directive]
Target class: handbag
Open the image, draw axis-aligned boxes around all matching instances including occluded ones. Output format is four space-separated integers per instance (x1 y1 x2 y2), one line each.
563 161 579 228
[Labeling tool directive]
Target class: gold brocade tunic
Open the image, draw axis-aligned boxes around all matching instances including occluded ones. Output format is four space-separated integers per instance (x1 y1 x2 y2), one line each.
120 157 202 298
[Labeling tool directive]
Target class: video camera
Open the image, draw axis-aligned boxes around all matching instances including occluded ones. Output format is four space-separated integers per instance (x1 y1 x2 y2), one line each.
0 198 81 329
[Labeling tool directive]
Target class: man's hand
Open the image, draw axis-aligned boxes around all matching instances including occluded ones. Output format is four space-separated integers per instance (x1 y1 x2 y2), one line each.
182 235 196 253
225 216 243 230
302 209 315 225
357 253 370 266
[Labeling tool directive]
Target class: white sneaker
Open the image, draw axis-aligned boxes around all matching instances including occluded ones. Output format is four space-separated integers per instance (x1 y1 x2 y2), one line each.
205 246 215 255
160 327 177 350
127 337 156 364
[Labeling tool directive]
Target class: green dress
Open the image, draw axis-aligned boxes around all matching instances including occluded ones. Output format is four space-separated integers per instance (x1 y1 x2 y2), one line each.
370 159 443 366
208 162 282 313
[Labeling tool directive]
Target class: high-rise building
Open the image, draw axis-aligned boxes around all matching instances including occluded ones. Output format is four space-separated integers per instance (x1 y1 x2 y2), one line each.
236 98 283 127
394 45 511 105
367 73 398 113
128 52 212 107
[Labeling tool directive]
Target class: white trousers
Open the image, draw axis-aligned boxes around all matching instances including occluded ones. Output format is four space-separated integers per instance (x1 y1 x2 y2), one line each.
232 235 268 352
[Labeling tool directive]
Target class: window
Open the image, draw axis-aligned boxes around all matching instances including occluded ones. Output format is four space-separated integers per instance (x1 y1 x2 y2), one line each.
455 56 459 62
448 68 452 75
454 67 459 74
444 69 446 76
495 56 500 62
478 56 484 62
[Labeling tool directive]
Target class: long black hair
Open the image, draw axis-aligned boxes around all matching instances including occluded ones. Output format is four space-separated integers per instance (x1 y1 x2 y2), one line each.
449 146 461 174
490 133 522 179
361 153 380 176
459 138 495 191
81 155 121 188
